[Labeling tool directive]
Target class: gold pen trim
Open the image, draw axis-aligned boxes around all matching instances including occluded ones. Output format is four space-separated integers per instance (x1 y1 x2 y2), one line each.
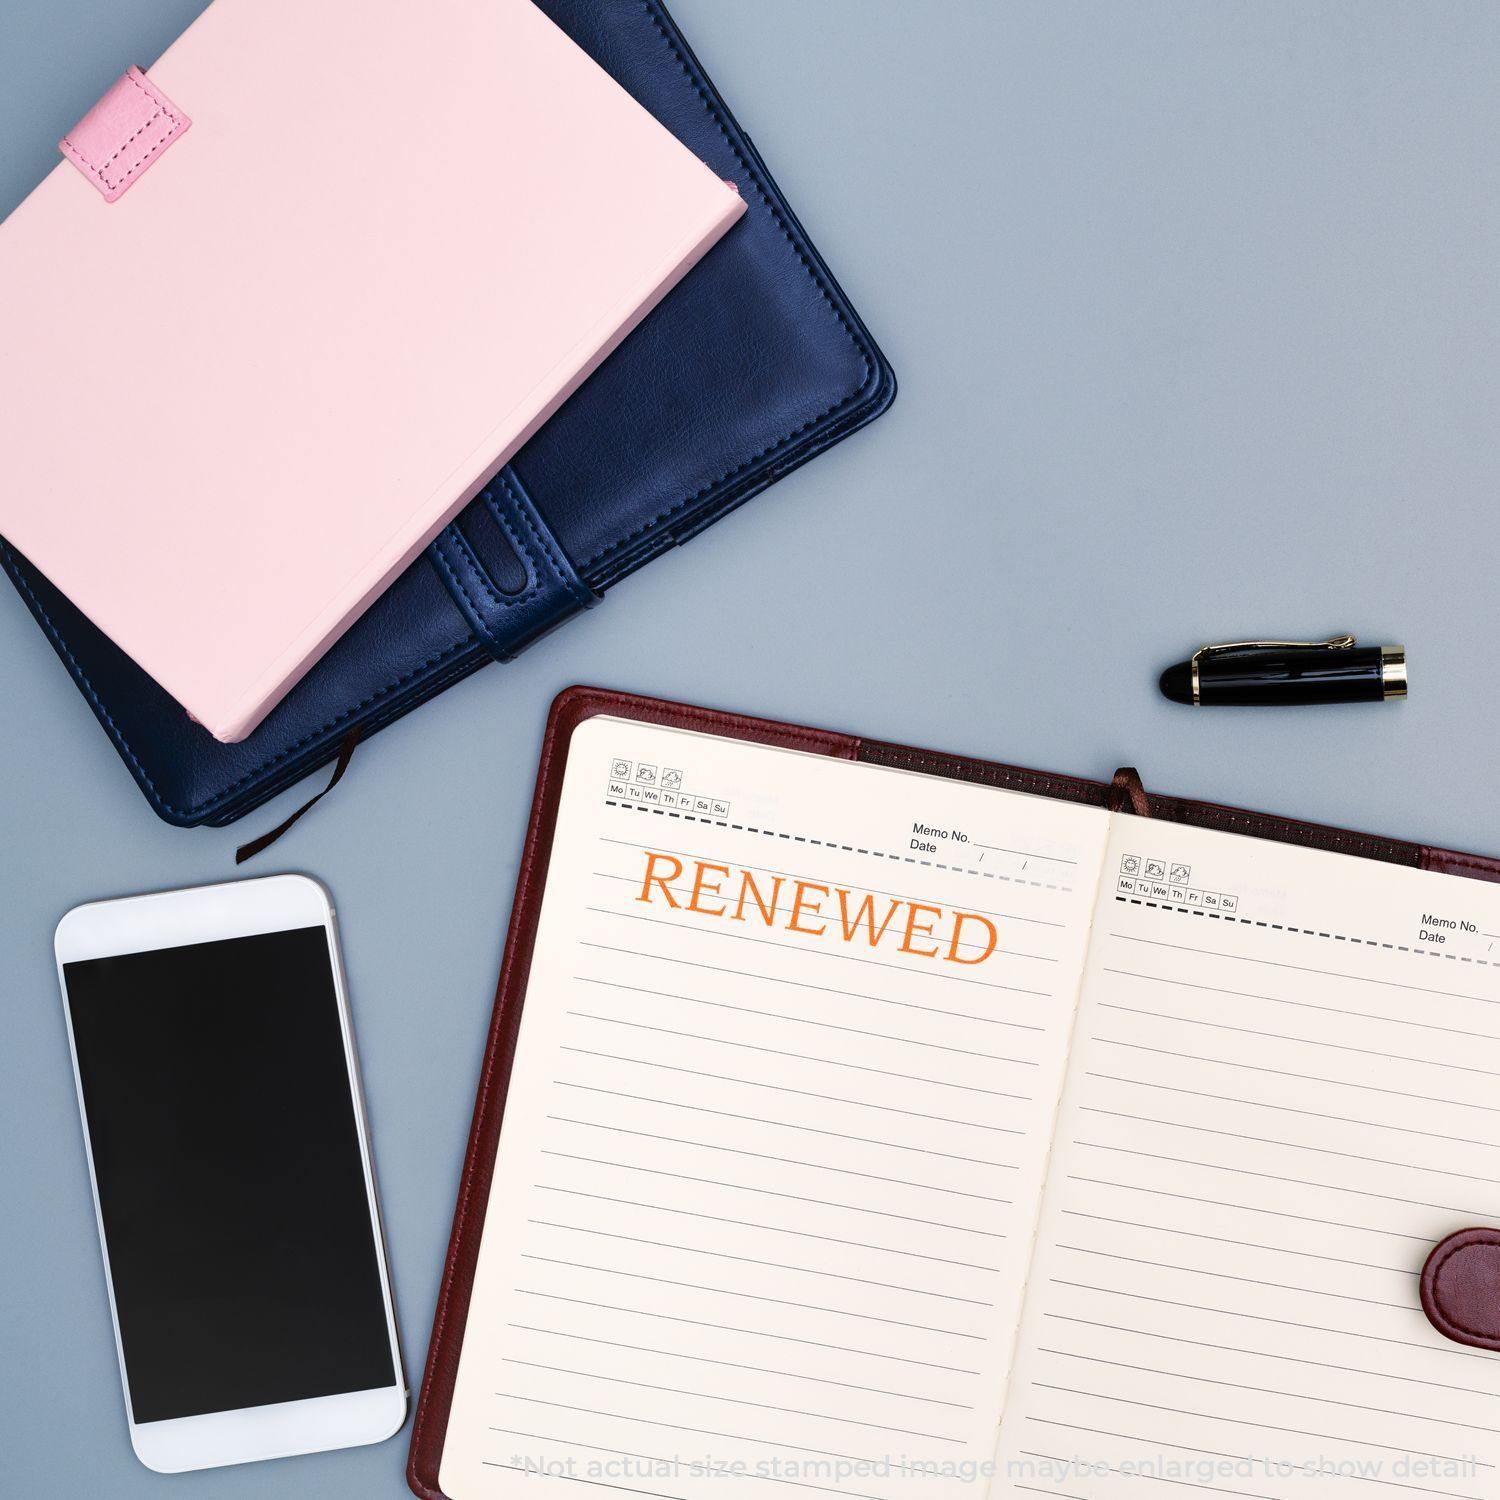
1381 645 1408 699
1189 634 1357 707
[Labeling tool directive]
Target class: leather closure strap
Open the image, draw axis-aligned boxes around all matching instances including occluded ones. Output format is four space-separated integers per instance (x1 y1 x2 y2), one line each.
60 67 191 202
1422 1228 1500 1349
426 467 598 663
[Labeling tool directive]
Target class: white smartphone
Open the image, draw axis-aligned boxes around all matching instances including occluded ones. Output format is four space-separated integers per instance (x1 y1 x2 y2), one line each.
54 874 406 1473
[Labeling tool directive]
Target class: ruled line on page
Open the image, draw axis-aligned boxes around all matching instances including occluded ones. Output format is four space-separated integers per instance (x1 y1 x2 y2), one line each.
1090 1035 1500 1115
1032 1349 1500 1435
1102 966 1500 1042
546 1117 1018 1196
562 1006 1033 1095
1097 1001 1500 1079
1069 1140 1500 1220
1040 1313 1500 1398
540 1128 1020 1194
536 1167 1008 1239
558 1008 1038 1092
1074 1106 1500 1187
1083 1071 1500 1150
1062 1177 1433 1244
532 1187 1003 1270
571 985 1043 1063
524 1221 997 1303
1058 1209 1413 1274
1098 960 1500 1044
582 940 1049 1031
549 1083 1023 1162
499 1360 968 1443
1051 1251 1416 1308
516 1256 989 1338
504 1327 977 1407
511 1292 986 1375
1028 1383 1486 1467
1045 1281 1495 1364
589 906 1051 994
1110 933 1495 1005
558 1047 1025 1134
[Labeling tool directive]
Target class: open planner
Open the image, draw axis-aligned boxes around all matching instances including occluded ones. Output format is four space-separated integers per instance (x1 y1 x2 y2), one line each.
410 689 1500 1500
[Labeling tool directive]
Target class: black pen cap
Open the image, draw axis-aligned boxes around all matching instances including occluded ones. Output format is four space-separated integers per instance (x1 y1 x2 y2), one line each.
1159 636 1406 707
1159 661 1193 704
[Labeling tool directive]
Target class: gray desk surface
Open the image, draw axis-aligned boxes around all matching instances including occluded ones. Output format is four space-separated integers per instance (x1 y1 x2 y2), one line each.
4 1 1499 1494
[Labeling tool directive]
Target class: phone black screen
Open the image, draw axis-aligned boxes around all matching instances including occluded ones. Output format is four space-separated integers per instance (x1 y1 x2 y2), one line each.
64 926 396 1423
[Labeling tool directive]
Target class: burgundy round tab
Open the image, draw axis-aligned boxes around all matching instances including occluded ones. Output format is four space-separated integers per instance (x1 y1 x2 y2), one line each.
1422 1228 1500 1349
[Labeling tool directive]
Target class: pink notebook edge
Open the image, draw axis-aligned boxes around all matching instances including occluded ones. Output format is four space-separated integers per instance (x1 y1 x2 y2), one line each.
206 185 745 743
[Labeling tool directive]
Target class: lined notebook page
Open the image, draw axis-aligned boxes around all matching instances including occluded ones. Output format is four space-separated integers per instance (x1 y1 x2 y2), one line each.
995 816 1500 1499
438 717 1111 1500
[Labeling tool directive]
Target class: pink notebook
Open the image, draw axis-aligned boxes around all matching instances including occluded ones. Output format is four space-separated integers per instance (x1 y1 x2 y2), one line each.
0 0 743 742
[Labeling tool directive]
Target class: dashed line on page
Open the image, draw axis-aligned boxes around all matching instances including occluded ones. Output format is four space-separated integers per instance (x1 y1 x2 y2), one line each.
605 801 1073 892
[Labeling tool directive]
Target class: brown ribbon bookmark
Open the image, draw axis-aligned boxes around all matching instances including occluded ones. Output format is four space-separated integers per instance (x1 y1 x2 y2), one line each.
1108 766 1152 818
234 732 360 864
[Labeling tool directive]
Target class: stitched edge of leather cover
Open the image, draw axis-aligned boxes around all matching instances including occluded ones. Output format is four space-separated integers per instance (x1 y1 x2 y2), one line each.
1421 1228 1500 1349
407 690 1500 1497
405 687 859 1499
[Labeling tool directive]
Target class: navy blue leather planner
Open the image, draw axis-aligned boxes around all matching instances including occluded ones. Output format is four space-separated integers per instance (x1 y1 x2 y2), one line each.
1 0 894 827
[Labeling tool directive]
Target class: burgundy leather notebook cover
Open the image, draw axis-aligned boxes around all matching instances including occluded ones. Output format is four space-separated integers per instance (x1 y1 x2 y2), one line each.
407 685 1500 1497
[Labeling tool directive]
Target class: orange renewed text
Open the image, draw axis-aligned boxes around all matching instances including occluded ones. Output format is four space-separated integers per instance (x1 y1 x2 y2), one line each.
635 850 998 966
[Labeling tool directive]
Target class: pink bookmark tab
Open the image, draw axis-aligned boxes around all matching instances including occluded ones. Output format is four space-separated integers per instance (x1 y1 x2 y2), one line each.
60 66 190 202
